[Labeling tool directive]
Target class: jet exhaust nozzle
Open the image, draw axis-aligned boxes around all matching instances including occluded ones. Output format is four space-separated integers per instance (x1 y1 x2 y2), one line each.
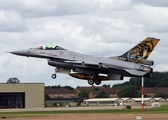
139 66 153 73
137 59 154 66
135 64 153 73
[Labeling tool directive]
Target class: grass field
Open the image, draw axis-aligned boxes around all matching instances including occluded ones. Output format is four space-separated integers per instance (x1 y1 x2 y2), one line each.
0 105 168 119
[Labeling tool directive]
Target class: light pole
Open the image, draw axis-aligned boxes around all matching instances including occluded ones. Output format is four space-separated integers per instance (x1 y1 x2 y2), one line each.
142 77 144 112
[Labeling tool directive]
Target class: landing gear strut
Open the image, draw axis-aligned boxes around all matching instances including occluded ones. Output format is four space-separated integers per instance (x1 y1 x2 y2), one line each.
88 75 95 85
51 68 58 79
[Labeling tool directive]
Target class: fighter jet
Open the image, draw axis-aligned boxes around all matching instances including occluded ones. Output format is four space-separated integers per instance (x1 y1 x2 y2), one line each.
10 37 160 85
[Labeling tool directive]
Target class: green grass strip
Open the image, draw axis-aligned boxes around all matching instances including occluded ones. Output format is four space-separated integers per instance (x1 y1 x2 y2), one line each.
0 105 167 119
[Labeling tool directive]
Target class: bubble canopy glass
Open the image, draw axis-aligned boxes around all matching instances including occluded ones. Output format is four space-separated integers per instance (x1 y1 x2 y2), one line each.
36 45 65 50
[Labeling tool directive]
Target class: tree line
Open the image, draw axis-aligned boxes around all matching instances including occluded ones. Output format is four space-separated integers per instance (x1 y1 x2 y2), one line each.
113 72 168 98
7 72 168 99
46 72 168 99
112 72 168 89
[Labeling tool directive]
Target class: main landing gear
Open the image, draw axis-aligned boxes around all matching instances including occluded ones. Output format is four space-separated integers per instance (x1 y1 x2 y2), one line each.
95 80 101 85
88 79 94 85
88 75 94 85
88 79 102 85
51 68 57 79
87 75 102 85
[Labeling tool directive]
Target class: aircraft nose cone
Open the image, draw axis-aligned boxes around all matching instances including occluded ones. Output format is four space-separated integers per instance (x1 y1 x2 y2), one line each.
10 50 28 56
10 50 23 55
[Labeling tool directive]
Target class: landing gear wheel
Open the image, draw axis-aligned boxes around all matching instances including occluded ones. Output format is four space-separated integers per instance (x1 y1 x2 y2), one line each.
95 80 101 85
52 74 57 79
88 79 94 85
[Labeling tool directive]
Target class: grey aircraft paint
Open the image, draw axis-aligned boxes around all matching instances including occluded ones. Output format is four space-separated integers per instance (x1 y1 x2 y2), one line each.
10 37 160 85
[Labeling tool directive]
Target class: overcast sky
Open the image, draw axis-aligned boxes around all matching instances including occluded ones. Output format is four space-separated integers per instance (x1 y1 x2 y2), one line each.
0 0 168 88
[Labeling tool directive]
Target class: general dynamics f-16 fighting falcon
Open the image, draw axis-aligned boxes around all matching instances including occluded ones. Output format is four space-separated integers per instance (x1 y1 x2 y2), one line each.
10 37 160 85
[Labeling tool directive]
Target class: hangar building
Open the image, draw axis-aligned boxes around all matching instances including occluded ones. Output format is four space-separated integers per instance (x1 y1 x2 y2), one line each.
0 83 44 108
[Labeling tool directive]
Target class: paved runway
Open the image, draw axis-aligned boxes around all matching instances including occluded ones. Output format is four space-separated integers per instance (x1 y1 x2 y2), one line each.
0 106 150 112
3 114 168 120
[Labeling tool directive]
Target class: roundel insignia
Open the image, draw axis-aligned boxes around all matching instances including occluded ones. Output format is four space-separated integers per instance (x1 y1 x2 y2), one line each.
59 51 64 55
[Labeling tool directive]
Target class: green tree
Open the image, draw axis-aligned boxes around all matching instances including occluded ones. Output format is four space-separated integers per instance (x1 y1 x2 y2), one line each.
102 84 111 88
113 72 168 89
51 85 61 88
117 85 140 98
78 90 90 102
156 81 168 87
45 94 51 100
93 88 100 91
96 91 109 98
154 93 167 98
7 77 20 83
64 86 74 90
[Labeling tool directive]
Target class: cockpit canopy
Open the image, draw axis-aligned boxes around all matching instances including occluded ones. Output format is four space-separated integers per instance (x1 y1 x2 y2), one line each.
36 45 66 50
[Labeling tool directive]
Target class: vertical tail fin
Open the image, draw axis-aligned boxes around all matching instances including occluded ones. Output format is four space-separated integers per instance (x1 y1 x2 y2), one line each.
117 37 160 64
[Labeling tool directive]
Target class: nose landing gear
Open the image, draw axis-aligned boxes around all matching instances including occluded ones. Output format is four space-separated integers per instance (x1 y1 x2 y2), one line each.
51 68 58 79
51 74 57 79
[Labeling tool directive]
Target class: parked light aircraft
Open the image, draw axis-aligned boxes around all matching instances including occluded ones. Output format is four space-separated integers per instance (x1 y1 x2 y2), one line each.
10 37 160 85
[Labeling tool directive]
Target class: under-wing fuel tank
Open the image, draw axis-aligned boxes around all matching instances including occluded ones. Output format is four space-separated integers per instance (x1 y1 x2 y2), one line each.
69 73 108 81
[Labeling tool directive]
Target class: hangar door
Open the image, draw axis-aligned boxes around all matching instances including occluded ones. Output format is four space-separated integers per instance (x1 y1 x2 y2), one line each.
0 92 25 108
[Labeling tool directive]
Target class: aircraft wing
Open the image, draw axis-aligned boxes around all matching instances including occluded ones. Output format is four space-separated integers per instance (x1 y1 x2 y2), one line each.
65 60 109 69
68 60 151 77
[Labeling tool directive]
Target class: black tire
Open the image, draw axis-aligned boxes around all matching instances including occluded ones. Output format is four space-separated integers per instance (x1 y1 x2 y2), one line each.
88 79 94 85
95 80 101 85
51 74 57 79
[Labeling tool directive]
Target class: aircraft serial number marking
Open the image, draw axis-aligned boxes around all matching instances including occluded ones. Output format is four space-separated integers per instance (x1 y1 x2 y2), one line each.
53 52 58 56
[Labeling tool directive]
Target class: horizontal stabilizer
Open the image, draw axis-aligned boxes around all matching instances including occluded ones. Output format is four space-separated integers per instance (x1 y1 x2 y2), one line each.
124 69 146 76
